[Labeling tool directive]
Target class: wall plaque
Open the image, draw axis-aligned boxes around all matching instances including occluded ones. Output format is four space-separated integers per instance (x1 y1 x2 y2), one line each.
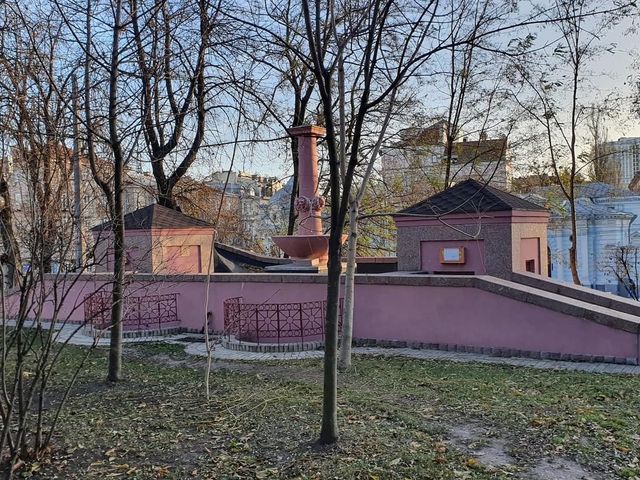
440 247 465 264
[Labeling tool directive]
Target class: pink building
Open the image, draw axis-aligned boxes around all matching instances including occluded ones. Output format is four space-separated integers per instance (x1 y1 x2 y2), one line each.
394 179 550 277
92 204 215 275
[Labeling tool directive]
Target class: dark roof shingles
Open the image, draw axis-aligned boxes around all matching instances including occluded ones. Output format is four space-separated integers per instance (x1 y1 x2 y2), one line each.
92 204 213 231
398 179 546 216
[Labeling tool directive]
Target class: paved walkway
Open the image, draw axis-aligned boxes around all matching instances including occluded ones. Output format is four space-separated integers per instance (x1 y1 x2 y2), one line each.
183 343 640 375
9 321 640 375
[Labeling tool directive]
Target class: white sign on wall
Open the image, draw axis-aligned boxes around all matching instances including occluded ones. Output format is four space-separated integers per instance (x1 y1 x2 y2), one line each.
440 247 465 264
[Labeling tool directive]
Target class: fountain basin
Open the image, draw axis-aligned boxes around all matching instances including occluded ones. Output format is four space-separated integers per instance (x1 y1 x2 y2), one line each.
271 235 330 261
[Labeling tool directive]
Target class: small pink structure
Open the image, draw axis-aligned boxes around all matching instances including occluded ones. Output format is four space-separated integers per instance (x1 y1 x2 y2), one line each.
271 125 332 272
92 204 215 275
394 179 550 278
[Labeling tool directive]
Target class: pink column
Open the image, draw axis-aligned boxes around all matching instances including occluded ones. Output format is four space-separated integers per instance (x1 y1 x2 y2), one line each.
288 125 326 236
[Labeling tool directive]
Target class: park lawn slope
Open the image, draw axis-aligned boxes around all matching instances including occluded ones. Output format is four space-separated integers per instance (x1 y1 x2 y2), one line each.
19 343 640 479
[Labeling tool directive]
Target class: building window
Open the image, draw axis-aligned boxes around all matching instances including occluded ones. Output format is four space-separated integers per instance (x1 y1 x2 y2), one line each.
633 144 640 175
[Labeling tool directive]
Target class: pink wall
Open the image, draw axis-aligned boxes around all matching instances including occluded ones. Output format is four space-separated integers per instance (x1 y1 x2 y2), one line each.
93 228 215 275
519 238 541 274
352 284 637 359
420 240 487 274
25 273 640 362
163 245 202 274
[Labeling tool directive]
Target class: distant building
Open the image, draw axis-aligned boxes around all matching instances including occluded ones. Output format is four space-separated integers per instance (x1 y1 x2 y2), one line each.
207 171 288 255
2 144 290 269
527 183 640 295
381 121 513 202
602 137 640 187
4 147 157 272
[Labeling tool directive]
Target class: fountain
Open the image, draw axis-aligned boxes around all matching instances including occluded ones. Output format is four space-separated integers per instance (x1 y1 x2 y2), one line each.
269 125 335 273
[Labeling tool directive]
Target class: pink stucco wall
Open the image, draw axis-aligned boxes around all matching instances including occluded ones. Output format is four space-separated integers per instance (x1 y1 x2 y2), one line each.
352 283 637 359
420 240 487 274
21 273 640 362
93 227 215 275
163 245 202 274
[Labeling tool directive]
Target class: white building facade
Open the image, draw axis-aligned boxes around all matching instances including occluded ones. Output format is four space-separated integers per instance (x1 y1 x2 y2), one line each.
538 184 640 296
603 137 640 187
208 171 288 255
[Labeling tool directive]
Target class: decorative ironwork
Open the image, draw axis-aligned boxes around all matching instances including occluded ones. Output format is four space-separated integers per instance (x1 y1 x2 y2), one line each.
84 291 179 331
223 297 343 344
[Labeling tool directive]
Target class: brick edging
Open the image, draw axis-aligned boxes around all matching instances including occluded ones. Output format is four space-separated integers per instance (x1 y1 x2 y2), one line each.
352 338 638 365
84 326 187 339
222 336 323 353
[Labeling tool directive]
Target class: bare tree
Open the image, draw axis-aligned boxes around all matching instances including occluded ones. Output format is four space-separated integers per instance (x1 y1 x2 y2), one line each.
606 245 640 300
510 0 629 285
234 0 320 237
0 7 75 277
66 0 140 381
240 0 543 444
0 6 108 474
129 0 220 211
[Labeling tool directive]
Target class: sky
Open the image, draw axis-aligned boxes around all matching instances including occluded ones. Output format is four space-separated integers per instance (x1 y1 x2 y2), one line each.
582 14 640 140
190 5 640 181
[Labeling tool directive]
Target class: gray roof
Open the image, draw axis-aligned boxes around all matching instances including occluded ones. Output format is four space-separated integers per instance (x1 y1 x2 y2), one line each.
532 182 636 200
399 179 546 216
549 198 636 220
92 204 213 232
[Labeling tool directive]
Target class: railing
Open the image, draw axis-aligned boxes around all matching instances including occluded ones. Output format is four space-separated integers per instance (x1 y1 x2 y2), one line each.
84 291 179 331
223 297 343 344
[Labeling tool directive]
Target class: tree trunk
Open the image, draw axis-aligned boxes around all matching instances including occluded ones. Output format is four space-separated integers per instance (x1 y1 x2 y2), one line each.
319 233 341 444
338 200 357 371
569 206 581 285
72 74 83 270
0 178 21 289
107 0 125 382
157 188 180 211
108 190 125 382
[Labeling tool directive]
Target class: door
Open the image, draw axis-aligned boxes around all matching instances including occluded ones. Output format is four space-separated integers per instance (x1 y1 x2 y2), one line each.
520 238 540 274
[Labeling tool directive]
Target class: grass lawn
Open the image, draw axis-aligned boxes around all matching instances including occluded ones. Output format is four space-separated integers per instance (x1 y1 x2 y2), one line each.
18 342 640 479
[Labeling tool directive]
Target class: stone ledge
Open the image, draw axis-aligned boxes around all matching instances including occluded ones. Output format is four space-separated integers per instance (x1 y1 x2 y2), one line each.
352 338 639 365
511 271 640 317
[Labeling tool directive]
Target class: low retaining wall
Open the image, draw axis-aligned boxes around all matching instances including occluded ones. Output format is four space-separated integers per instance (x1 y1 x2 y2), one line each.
18 272 640 364
510 271 640 317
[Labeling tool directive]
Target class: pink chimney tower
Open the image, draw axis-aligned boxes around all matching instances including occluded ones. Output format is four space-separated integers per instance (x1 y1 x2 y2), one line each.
270 125 334 272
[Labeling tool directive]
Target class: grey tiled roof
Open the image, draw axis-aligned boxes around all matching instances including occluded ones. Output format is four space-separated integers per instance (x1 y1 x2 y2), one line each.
398 179 546 216
91 204 213 231
549 198 636 220
532 182 636 199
